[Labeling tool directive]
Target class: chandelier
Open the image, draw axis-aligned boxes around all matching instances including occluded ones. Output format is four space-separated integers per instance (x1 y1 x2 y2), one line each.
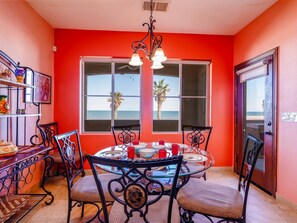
129 0 167 69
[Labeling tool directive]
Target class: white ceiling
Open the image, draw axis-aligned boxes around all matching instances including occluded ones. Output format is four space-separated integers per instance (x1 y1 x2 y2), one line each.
26 0 278 35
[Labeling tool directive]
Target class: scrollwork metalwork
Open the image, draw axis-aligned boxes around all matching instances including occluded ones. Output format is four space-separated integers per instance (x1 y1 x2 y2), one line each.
183 126 213 153
118 130 137 145
89 156 183 223
0 152 54 205
130 4 163 61
112 124 140 145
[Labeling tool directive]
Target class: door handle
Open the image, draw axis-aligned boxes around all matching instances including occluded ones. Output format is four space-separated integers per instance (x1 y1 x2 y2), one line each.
265 131 272 135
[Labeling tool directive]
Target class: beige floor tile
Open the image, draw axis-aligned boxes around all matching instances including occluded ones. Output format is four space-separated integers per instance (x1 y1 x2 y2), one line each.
20 168 297 223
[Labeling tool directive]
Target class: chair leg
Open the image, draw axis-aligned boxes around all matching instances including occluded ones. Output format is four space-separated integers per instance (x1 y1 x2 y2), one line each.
81 202 85 217
203 172 207 181
67 200 72 223
56 163 60 176
180 207 194 223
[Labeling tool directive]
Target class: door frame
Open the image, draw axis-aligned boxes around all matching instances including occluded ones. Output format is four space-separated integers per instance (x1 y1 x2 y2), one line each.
234 48 278 197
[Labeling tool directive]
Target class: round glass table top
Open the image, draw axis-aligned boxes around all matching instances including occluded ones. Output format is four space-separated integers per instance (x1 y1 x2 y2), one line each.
94 142 214 178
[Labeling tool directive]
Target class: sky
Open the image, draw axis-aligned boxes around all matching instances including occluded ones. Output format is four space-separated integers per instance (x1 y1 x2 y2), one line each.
86 73 180 111
246 76 265 113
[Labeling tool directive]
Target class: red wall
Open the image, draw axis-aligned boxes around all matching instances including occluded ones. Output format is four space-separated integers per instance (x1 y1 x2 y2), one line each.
54 29 234 166
234 0 297 205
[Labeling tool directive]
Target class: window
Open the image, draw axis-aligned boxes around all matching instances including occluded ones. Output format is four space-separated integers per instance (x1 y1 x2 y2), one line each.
153 61 210 132
82 59 141 132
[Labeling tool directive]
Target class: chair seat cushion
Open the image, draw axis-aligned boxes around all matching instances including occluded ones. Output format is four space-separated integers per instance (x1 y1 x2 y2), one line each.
177 179 244 219
71 174 120 202
51 150 87 163
109 195 180 223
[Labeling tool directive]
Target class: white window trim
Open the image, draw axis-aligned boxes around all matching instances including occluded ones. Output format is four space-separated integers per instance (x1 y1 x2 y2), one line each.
80 57 142 134
152 60 212 133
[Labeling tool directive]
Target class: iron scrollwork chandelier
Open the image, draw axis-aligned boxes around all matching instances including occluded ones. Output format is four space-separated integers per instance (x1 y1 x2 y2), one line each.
129 0 167 69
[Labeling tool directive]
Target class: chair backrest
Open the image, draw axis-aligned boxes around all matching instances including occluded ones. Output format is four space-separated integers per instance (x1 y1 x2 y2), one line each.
182 125 213 151
112 124 141 145
238 134 264 219
39 122 58 148
54 130 85 192
87 155 183 223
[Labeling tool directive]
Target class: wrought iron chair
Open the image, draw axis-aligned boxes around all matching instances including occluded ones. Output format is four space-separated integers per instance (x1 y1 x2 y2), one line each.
40 122 87 177
87 155 183 223
182 125 213 180
112 124 141 145
54 130 116 223
177 134 264 223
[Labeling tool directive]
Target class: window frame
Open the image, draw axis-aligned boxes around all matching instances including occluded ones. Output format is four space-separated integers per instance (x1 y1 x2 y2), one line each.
80 57 142 133
152 60 211 133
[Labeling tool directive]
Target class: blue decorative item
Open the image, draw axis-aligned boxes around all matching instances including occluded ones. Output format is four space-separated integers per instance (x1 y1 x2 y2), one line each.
15 68 25 83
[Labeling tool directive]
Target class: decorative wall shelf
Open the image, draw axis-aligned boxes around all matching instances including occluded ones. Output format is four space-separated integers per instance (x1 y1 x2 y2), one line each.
0 78 35 88
0 50 50 222
0 113 42 118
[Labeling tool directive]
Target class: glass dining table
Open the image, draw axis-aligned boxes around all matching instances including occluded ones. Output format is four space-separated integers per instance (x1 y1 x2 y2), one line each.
93 142 214 180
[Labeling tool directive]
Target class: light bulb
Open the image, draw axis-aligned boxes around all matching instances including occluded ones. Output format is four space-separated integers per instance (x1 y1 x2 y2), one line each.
152 47 167 62
129 52 143 66
151 60 164 69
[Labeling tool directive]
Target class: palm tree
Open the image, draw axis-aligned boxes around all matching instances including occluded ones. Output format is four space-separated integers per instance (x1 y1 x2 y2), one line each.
107 92 124 119
153 79 170 120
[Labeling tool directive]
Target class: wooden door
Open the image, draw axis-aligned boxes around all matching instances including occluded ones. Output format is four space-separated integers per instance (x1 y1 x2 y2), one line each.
234 48 277 196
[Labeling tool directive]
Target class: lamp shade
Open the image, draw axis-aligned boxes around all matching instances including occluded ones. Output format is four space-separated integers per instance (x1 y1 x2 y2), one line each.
152 47 167 62
129 52 143 66
151 60 164 69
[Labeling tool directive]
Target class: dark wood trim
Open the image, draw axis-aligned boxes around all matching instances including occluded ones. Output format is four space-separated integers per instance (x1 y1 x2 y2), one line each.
272 48 278 198
234 48 278 197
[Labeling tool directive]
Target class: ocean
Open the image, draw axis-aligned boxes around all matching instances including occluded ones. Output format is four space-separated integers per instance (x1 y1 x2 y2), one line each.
87 111 263 120
87 110 179 120
247 111 264 116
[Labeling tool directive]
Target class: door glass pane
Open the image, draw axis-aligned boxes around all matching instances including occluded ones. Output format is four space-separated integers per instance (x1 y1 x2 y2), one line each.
244 76 265 172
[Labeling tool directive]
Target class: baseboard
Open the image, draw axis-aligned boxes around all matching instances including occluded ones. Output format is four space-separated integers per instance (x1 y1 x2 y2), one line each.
208 166 233 173
276 193 297 210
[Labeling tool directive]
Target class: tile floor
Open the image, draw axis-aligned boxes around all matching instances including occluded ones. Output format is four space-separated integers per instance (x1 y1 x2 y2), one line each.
21 168 297 223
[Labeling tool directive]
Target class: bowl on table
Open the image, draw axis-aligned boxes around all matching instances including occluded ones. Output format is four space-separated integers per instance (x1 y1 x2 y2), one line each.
134 143 147 156
139 148 155 159
152 144 165 151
